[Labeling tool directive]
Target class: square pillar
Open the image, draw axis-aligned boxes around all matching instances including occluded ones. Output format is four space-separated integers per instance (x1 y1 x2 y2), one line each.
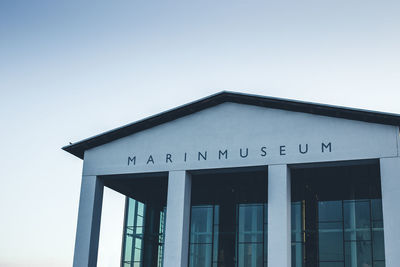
268 164 291 267
73 175 104 267
163 171 192 267
380 157 400 267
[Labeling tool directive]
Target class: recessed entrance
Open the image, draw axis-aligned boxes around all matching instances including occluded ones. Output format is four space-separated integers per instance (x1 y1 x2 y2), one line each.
291 162 386 267
103 173 168 267
189 169 268 267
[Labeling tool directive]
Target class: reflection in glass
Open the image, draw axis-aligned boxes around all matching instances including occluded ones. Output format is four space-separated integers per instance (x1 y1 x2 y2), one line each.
122 198 166 267
291 164 386 267
189 206 215 267
237 204 265 267
291 199 385 267
189 203 268 267
291 202 303 267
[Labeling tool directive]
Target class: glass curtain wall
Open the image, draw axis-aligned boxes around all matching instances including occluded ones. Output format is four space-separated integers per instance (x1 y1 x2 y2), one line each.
121 198 166 267
291 163 386 267
189 171 268 267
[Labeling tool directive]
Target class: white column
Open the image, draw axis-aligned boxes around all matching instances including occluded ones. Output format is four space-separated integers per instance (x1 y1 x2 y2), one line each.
380 157 400 267
268 164 291 267
163 170 192 267
73 175 104 267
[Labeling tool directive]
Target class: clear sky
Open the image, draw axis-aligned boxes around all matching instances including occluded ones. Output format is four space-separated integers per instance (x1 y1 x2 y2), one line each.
1 0 399 266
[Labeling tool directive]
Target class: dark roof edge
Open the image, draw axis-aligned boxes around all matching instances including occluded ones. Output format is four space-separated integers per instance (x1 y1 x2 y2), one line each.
63 91 400 160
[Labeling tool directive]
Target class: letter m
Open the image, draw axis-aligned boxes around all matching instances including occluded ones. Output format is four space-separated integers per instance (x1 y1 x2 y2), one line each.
128 156 136 166
322 142 332 153
219 149 228 159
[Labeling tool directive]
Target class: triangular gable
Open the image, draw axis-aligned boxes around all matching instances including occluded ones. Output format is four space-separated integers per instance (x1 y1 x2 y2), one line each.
63 91 400 160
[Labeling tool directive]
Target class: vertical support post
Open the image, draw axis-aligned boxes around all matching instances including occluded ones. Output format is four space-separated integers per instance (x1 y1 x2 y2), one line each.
73 175 104 267
380 157 400 267
268 164 291 267
163 171 192 267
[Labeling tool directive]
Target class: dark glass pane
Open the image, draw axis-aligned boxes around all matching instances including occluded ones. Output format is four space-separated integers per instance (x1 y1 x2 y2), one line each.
190 206 214 244
319 222 344 261
189 244 212 267
344 200 371 241
238 243 263 267
345 241 372 267
372 225 385 261
214 206 219 225
264 226 268 267
291 242 303 267
372 221 383 229
354 201 370 228
238 204 263 243
264 202 268 223
213 218 219 263
319 262 344 267
371 199 383 221
291 202 303 243
373 261 385 267
318 201 342 222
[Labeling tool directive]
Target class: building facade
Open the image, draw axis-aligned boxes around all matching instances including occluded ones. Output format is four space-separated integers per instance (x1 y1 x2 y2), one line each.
63 92 400 267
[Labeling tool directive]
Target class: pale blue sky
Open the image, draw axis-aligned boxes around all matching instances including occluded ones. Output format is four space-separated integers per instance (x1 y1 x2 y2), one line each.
1 1 399 266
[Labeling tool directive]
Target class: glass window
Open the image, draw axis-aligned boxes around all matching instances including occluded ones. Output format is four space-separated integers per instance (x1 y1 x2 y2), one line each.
122 198 166 267
318 201 342 222
189 205 218 267
291 164 386 267
238 243 263 267
291 242 304 267
344 200 371 242
291 202 303 243
344 241 372 267
191 206 214 244
319 221 344 262
291 202 303 267
237 204 265 267
238 204 263 243
189 244 213 267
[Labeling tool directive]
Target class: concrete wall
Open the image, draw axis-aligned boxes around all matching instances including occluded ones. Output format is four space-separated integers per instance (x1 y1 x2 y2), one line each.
82 103 398 176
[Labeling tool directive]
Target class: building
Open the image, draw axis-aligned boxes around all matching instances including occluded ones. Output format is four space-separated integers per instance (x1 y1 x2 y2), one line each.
63 91 400 267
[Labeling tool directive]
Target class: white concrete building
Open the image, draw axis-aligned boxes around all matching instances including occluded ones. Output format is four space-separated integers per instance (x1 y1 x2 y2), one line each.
63 91 400 267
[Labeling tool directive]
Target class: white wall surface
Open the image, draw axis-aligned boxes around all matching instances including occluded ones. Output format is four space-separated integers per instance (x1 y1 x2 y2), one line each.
83 103 398 175
268 164 291 267
163 171 191 267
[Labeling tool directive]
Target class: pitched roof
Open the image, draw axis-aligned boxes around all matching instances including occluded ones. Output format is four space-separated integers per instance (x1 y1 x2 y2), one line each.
63 91 400 159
